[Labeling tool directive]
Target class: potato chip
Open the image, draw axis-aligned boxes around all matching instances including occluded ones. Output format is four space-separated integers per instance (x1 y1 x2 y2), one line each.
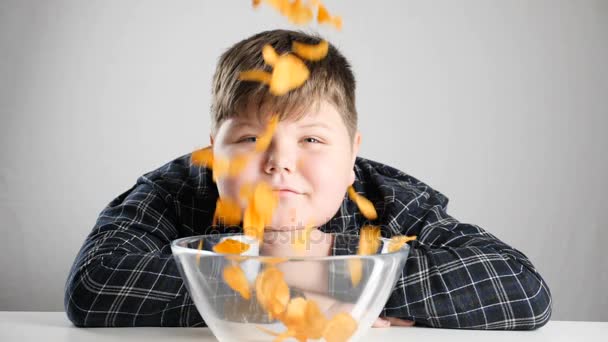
213 197 242 226
282 297 307 327
262 44 279 67
191 146 214 167
348 258 362 287
347 185 378 220
252 181 279 223
212 156 230 182
228 153 250 176
293 220 315 253
223 264 251 300
317 3 342 30
292 39 329 61
285 0 313 24
243 203 265 241
252 0 262 8
213 238 251 254
239 69 272 85
323 312 358 342
358 225 381 256
255 267 290 319
388 235 417 253
255 114 279 152
270 53 310 96
304 299 327 339
196 239 203 266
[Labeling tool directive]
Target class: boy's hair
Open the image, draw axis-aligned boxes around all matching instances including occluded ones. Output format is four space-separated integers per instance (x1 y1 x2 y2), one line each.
210 29 358 142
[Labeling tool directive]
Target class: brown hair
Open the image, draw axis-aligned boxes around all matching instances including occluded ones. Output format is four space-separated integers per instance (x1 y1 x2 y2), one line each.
210 29 357 142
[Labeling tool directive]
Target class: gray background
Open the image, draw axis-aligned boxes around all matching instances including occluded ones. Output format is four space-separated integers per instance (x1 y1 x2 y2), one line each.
1 0 606 322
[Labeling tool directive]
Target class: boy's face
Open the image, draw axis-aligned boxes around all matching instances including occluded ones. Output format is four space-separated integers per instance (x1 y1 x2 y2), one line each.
210 100 361 231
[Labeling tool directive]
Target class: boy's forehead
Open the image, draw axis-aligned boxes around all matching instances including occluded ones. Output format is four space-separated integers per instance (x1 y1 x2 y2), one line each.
232 99 339 126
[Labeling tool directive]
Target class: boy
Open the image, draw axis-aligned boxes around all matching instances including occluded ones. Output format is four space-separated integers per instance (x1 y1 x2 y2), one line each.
64 29 552 329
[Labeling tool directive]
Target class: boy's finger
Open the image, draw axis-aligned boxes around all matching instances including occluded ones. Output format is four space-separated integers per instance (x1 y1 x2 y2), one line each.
371 317 391 328
384 317 415 327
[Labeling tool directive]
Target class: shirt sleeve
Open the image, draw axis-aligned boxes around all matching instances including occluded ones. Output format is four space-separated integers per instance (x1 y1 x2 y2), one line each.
64 180 205 327
381 193 553 330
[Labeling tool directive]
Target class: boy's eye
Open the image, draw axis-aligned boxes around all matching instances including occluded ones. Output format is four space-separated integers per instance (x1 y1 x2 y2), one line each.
238 136 257 143
303 137 321 144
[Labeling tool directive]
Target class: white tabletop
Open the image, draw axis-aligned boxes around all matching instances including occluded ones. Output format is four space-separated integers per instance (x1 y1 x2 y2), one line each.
1 312 606 342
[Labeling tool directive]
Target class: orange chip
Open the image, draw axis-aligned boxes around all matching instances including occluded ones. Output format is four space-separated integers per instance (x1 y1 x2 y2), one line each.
324 312 358 342
191 146 214 167
252 0 262 8
317 3 342 30
347 186 378 220
213 197 242 226
262 44 279 67
294 220 315 253
282 297 307 327
211 156 230 182
304 299 327 339
223 264 251 300
239 69 272 85
238 182 254 203
358 225 381 256
270 54 310 96
317 3 331 22
213 238 251 254
196 239 203 266
331 16 342 30
388 235 417 253
243 203 265 241
255 114 279 152
255 267 290 319
228 153 250 176
348 258 362 287
252 181 279 223
286 0 313 24
292 40 329 61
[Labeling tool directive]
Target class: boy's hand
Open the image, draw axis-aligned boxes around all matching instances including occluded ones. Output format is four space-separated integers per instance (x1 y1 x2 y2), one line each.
372 317 415 328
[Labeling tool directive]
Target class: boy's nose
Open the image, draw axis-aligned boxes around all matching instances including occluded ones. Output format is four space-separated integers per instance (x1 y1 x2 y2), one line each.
263 142 296 175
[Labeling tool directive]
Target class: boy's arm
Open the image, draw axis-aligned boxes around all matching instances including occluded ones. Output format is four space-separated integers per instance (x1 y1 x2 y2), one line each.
382 194 553 330
64 180 204 327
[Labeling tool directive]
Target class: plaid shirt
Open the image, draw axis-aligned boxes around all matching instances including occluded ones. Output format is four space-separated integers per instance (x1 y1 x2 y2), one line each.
64 153 552 329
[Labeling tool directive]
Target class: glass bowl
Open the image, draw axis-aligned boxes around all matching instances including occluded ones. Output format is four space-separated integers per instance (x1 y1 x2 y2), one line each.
171 232 410 342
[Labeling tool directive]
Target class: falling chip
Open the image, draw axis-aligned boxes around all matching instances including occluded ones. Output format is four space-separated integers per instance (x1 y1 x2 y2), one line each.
269 53 310 96
262 44 279 66
191 146 214 167
255 115 279 152
323 312 358 342
388 235 417 253
213 197 242 226
347 185 378 220
223 264 251 300
212 238 251 254
292 39 329 62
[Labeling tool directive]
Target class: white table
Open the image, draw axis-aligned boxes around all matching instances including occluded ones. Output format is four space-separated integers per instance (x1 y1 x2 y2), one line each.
1 312 606 341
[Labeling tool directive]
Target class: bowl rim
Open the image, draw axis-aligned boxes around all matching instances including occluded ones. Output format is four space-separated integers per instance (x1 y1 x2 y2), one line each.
170 232 411 262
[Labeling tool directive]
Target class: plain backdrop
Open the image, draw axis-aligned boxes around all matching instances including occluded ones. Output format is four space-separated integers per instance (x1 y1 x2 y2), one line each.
1 0 606 322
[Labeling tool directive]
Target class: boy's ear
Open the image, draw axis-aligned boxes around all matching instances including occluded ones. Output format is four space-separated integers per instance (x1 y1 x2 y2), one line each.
349 131 362 185
351 131 361 165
